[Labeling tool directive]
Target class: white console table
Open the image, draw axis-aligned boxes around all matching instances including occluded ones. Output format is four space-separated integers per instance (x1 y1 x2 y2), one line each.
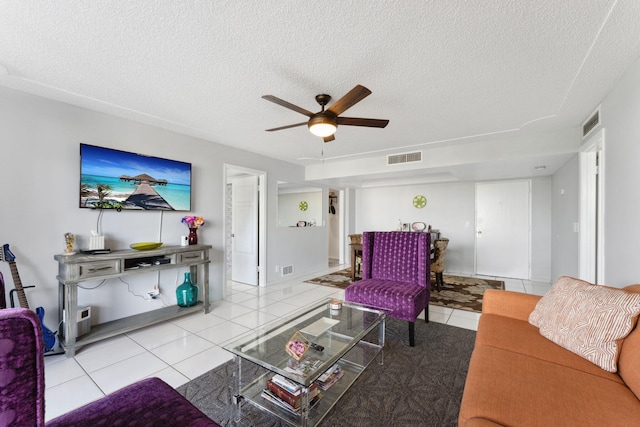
55 244 211 357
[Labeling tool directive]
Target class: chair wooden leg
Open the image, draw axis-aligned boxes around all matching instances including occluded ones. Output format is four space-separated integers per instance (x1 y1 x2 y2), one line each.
436 272 443 291
408 321 415 347
425 306 429 323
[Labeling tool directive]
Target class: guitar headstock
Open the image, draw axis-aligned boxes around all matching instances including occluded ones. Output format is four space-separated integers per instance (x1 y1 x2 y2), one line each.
1 244 15 263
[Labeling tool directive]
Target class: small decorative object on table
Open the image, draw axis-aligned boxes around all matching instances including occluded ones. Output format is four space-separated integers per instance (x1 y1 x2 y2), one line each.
181 216 204 245
130 242 163 251
285 331 310 360
176 272 198 307
412 222 427 232
63 232 76 255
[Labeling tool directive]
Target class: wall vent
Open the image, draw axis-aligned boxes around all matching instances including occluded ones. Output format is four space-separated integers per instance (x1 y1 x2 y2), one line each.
387 151 422 165
582 108 600 138
281 265 294 276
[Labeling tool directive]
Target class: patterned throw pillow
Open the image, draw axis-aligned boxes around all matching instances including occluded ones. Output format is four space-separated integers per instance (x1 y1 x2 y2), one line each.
529 276 640 372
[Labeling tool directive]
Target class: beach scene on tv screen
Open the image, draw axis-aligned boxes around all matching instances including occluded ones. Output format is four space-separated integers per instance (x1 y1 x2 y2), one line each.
80 144 191 211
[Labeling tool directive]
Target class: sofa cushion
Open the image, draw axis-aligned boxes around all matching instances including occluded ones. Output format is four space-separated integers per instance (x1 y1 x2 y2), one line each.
477 314 623 382
459 345 640 427
47 377 220 427
528 276 640 372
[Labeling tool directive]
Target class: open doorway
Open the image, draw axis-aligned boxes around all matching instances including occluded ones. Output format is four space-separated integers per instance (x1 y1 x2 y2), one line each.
328 188 345 267
224 165 266 287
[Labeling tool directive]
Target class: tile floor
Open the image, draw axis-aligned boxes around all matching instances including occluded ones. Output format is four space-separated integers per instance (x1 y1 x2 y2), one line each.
43 265 550 421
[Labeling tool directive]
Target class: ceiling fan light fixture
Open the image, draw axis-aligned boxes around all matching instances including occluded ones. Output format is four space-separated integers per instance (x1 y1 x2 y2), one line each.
308 115 337 137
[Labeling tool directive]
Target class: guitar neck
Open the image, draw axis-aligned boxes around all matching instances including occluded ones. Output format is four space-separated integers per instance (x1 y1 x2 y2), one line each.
8 262 30 309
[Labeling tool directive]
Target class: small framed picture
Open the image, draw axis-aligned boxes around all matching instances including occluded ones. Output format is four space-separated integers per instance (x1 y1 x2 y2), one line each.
286 331 310 360
402 223 411 232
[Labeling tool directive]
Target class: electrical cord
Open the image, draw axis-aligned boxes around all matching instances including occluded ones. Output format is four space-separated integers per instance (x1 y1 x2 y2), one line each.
96 208 104 235
78 279 107 290
119 277 150 300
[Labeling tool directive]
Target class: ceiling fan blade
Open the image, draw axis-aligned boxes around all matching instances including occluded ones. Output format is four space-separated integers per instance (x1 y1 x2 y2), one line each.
323 134 335 143
327 85 372 116
337 117 389 128
262 95 314 117
265 122 308 132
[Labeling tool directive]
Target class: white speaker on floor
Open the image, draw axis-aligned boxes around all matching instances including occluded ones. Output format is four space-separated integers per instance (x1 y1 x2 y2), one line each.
77 306 92 337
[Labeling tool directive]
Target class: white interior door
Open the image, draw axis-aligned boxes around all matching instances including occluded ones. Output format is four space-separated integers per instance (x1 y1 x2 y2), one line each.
476 180 530 278
579 128 605 284
232 175 258 285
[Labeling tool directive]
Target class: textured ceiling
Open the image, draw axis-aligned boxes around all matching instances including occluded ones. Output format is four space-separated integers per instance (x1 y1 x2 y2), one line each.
2 1 640 187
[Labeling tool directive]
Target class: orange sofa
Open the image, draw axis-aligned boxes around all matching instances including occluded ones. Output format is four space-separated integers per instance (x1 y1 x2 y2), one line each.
459 285 640 427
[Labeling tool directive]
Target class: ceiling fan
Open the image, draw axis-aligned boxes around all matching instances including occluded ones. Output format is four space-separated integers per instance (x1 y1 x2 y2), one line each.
262 85 389 142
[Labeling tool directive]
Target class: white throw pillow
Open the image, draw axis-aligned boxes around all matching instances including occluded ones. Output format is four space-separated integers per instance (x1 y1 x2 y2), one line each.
529 276 640 372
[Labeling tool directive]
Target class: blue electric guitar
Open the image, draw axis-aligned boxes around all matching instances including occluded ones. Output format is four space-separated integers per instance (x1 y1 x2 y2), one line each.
1 244 57 352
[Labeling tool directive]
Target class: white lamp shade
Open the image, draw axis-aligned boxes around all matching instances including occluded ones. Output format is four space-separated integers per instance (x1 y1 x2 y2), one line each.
309 122 337 137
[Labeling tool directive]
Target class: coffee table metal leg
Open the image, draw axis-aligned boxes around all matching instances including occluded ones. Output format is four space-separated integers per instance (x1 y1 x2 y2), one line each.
232 355 243 421
299 386 310 427
378 318 386 365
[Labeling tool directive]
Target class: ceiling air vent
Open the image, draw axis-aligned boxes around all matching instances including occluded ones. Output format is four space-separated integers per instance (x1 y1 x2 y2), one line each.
582 108 600 138
387 151 422 166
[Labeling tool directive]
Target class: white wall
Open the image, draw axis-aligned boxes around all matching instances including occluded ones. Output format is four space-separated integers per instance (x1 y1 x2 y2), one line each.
277 191 322 227
0 87 328 327
599 55 640 286
550 155 580 282
530 177 552 282
355 179 552 281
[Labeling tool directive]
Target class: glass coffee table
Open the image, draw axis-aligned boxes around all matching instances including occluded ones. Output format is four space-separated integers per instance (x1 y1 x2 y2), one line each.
223 299 386 426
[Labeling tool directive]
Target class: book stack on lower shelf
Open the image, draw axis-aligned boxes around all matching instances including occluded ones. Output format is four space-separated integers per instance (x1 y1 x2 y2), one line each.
315 364 344 391
261 363 345 415
262 374 321 414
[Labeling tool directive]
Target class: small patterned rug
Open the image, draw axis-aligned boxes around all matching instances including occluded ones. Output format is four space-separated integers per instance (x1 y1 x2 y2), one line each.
305 268 504 313
305 268 360 288
431 274 505 313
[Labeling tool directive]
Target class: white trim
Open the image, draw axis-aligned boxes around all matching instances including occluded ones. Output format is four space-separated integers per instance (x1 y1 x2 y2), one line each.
579 128 605 284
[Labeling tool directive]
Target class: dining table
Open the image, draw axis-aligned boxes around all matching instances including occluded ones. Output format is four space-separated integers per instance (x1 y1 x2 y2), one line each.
350 242 362 281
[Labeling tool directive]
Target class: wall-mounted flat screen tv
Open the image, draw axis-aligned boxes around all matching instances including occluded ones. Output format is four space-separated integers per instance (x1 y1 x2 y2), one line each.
80 144 192 211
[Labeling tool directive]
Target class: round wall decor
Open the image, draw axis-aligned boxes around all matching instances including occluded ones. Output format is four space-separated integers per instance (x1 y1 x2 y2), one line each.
413 195 427 208
299 201 308 211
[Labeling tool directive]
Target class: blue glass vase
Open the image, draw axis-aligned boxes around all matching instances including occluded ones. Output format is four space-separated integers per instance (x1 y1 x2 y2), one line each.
176 272 198 307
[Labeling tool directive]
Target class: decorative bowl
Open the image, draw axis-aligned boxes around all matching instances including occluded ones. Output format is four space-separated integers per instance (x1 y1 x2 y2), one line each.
412 222 427 232
130 242 163 251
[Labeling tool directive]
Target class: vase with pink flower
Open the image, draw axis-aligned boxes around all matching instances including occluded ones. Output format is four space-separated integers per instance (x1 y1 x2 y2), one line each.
181 216 205 245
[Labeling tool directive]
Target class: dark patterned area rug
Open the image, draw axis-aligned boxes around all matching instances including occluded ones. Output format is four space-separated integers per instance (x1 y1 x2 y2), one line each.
305 269 504 313
178 319 475 426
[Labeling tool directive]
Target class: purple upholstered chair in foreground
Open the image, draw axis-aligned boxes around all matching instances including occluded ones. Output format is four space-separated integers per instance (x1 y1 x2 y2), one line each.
345 231 431 346
0 308 219 427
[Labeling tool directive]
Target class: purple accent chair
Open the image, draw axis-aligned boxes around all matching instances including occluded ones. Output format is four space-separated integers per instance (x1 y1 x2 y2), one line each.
345 231 431 346
0 308 219 427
